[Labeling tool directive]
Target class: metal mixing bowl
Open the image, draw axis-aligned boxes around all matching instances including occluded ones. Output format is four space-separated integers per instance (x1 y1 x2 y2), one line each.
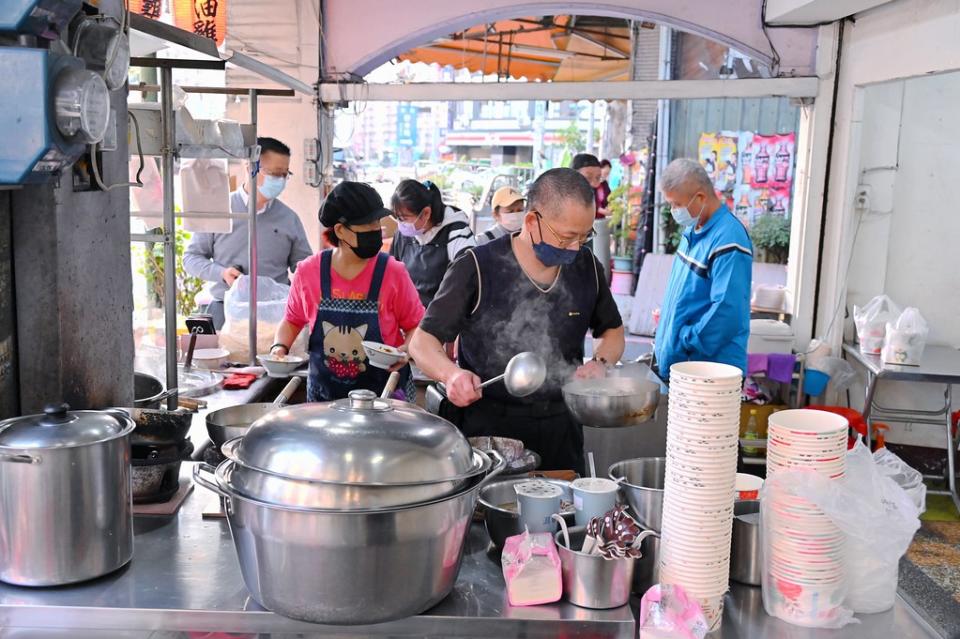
562 377 660 428
608 457 666 531
477 477 576 549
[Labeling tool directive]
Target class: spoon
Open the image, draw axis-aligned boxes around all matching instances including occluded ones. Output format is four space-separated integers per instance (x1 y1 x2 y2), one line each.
477 351 547 397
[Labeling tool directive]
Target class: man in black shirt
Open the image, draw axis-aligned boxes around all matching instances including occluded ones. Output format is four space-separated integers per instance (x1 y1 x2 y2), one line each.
410 169 625 472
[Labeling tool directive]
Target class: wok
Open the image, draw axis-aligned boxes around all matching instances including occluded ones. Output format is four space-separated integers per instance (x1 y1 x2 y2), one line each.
121 407 195 446
562 375 660 428
206 377 300 449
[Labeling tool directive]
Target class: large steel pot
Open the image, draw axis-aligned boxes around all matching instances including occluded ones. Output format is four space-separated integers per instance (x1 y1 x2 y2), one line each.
562 376 660 428
225 389 479 509
0 404 134 586
193 451 504 624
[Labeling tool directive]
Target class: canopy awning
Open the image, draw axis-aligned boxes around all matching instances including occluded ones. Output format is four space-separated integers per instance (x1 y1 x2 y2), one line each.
399 17 635 82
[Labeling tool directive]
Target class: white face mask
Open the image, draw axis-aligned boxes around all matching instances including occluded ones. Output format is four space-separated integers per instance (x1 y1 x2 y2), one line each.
671 194 705 228
499 211 525 232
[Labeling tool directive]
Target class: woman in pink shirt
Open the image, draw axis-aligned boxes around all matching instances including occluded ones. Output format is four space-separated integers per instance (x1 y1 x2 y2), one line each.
270 182 424 402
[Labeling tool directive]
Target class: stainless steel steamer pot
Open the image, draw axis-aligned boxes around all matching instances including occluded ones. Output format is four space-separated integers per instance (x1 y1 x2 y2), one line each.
194 453 504 624
0 404 134 586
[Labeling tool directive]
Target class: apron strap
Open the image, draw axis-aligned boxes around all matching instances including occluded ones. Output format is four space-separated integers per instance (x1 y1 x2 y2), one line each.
366 253 389 300
319 249 334 299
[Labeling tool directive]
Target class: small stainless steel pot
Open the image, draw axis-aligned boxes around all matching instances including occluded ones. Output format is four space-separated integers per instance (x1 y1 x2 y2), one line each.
608 457 666 531
554 526 636 609
731 500 761 586
0 404 134 586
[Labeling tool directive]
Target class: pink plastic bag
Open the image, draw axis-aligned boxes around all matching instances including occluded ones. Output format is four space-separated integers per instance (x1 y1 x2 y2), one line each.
501 531 562 607
639 584 709 639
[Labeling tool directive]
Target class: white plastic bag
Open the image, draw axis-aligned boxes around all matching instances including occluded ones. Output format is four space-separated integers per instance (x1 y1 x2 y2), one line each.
803 440 922 613
180 158 231 234
881 307 928 366
853 295 901 355
760 470 857 629
221 275 302 361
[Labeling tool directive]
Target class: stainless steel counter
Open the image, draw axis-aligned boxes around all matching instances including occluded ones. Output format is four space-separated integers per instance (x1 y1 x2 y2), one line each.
0 465 939 638
0 469 635 638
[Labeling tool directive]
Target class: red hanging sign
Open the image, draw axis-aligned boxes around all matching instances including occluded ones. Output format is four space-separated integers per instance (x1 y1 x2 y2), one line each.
129 0 163 20
173 0 227 47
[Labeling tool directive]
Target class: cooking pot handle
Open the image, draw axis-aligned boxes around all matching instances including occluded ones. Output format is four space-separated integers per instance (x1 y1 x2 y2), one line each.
192 462 228 499
475 450 506 492
0 452 40 464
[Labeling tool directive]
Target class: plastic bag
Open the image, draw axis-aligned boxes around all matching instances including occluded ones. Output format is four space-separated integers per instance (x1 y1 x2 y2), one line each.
501 531 562 607
760 470 857 629
881 307 928 366
808 356 857 394
639 584 709 639
853 295 901 355
874 446 927 515
794 439 922 614
221 275 302 362
180 158 231 234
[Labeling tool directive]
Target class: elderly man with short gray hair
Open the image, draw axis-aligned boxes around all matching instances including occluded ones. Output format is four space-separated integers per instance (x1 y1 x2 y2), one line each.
655 158 753 379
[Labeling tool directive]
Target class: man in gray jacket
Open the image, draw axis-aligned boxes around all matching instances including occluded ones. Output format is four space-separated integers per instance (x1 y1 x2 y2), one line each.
184 137 313 328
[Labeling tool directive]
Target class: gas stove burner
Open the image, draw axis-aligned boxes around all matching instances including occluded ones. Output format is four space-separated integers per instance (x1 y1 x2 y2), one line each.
131 440 194 504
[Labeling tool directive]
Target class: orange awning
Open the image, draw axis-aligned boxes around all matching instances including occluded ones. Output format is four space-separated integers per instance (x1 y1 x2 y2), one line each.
399 17 632 82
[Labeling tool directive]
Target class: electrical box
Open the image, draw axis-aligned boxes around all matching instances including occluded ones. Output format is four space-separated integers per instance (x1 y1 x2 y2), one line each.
0 48 110 185
0 0 81 37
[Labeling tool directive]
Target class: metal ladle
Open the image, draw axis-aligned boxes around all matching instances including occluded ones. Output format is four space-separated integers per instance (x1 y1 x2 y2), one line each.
476 351 547 397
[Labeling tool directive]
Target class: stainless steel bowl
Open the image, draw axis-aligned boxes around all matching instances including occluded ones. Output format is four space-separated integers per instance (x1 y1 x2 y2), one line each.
562 377 660 428
477 477 576 549
608 458 666 531
194 454 505 624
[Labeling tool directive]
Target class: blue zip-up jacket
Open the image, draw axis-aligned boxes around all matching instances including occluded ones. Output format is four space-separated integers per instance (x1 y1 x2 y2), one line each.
655 205 752 380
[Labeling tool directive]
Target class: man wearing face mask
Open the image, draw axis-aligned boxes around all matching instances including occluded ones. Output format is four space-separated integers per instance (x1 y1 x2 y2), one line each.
476 186 525 245
184 137 313 329
270 181 424 402
655 158 752 380
410 169 625 472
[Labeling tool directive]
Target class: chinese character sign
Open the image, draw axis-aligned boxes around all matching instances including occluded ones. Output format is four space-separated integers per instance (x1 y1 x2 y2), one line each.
174 0 227 46
397 104 418 148
130 0 162 19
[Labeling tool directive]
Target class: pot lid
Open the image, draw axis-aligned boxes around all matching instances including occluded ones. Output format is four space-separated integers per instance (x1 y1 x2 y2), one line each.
233 389 475 485
0 404 134 448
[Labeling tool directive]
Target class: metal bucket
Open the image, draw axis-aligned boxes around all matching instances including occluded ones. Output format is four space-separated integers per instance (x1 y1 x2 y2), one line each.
731 500 761 586
554 526 636 609
632 532 660 594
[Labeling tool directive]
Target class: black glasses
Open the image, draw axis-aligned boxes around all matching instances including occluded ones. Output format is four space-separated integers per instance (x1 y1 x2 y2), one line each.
534 212 595 248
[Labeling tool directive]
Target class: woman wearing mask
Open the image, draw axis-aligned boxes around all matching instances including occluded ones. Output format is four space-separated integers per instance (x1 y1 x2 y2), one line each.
271 181 424 402
476 186 525 246
390 179 476 307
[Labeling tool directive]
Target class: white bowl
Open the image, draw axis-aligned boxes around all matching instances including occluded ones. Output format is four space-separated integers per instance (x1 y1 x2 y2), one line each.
190 348 230 369
361 341 405 370
257 353 307 378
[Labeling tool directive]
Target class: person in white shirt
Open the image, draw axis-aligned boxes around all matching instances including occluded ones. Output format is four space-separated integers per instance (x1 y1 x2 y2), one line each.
476 186 525 246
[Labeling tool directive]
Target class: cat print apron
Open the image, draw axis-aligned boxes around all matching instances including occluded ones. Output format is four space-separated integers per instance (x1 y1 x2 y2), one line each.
307 250 413 402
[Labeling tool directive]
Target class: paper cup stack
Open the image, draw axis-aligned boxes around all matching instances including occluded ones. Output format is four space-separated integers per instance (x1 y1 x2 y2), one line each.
763 409 848 626
659 362 744 631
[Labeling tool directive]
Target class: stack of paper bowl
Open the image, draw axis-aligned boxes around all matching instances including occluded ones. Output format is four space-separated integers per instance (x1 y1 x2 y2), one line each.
659 361 744 631
763 409 848 626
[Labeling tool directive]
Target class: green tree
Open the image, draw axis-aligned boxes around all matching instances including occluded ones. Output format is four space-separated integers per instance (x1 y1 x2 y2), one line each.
749 214 791 264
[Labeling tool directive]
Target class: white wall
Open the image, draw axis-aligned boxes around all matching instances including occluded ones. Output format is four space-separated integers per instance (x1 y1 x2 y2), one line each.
818 0 960 447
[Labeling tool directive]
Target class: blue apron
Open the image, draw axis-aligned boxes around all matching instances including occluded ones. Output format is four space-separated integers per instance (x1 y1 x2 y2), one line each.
307 250 414 402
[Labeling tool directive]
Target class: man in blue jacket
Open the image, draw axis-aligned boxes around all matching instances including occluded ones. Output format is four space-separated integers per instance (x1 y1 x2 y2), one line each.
655 159 752 379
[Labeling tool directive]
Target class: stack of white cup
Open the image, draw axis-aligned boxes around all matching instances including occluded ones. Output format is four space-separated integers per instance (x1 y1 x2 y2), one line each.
763 409 849 626
659 361 744 631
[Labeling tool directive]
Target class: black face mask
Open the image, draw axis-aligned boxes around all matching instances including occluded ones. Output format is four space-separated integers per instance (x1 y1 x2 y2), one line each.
344 227 383 259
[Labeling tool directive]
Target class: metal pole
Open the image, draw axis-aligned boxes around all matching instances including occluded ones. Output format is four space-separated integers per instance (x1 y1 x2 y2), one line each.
160 67 178 409
248 89 259 365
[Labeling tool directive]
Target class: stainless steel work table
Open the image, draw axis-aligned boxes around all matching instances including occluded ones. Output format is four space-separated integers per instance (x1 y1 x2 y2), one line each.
0 466 939 638
843 342 960 512
0 467 635 638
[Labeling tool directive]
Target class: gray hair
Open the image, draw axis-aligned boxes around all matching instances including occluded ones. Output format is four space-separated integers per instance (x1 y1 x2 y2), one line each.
661 158 714 193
